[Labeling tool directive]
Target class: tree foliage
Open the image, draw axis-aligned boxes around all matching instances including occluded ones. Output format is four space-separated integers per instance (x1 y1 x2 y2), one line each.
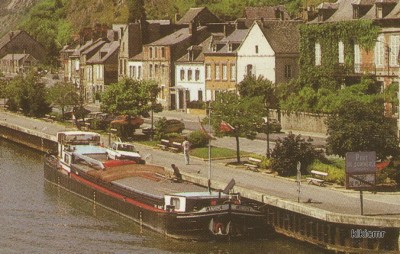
127 0 146 22
47 82 79 119
237 75 278 109
4 73 52 117
207 92 266 162
271 133 321 176
101 78 161 117
326 100 399 160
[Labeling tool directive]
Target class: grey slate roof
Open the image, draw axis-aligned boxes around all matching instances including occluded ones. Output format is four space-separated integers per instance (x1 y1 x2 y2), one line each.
204 29 248 55
176 36 213 63
148 26 207 46
87 41 119 64
176 7 221 25
0 30 23 50
244 6 290 20
258 20 302 54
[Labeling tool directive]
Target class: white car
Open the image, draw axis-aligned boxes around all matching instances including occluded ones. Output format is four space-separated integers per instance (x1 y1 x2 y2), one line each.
107 142 144 164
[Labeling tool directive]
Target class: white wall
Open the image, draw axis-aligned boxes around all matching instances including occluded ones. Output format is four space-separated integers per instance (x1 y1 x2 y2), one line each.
175 63 205 109
237 23 276 83
127 61 143 80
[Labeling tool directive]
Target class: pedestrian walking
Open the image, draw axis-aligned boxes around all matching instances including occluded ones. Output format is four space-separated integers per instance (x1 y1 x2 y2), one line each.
182 137 191 165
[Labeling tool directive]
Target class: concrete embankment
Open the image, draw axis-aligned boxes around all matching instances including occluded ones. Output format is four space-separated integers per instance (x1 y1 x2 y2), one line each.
1 111 399 253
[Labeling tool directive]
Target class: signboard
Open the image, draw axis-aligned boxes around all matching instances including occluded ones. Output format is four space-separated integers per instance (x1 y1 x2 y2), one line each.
346 173 376 189
345 152 376 190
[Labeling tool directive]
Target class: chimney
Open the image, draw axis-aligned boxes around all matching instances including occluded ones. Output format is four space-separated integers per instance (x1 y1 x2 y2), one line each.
189 21 197 35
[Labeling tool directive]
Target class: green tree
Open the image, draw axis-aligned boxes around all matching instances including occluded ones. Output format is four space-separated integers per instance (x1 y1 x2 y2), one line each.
271 133 321 176
47 82 79 119
4 73 51 117
101 79 161 138
127 0 146 23
237 75 278 109
207 92 266 163
326 100 399 160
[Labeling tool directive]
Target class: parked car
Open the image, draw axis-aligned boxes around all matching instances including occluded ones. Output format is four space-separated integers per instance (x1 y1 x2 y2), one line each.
110 115 144 128
258 117 282 133
143 119 185 135
85 112 113 130
106 142 145 164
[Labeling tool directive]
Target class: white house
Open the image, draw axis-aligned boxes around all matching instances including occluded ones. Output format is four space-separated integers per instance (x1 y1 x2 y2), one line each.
128 52 144 80
237 20 301 84
175 40 210 111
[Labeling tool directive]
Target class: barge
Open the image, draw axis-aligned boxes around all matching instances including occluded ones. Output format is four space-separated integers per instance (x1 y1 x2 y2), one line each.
44 131 267 240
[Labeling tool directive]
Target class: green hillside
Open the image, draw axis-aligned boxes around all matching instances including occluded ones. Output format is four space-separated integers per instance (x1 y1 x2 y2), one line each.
15 0 331 65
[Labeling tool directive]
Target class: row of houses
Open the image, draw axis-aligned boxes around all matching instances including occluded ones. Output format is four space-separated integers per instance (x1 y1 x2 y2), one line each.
1 2 400 111
59 6 301 110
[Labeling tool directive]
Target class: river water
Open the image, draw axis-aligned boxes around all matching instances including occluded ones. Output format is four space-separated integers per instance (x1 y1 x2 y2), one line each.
0 139 327 254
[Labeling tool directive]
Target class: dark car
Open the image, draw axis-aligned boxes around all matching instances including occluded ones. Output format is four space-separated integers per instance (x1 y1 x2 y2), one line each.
143 119 185 135
85 112 114 130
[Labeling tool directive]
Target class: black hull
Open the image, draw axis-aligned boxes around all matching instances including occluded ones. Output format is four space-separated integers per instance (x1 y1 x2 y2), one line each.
44 156 268 241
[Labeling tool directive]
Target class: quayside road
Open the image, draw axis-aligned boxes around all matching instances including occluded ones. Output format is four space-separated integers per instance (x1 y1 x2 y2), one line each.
1 110 399 218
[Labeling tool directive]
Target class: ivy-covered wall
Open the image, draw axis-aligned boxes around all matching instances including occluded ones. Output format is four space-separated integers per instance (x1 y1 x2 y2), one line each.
299 20 380 89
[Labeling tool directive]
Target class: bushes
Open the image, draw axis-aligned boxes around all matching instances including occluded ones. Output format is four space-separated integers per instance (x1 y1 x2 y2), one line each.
307 160 345 185
188 130 209 148
271 133 322 176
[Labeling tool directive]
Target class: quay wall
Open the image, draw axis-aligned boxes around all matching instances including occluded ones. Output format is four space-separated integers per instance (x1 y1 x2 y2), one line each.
0 119 57 152
1 119 399 253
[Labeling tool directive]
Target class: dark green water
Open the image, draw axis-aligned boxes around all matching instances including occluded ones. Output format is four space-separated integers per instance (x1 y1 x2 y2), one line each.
0 139 328 253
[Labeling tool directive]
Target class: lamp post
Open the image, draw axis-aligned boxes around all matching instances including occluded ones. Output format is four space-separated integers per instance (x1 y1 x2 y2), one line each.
207 102 212 192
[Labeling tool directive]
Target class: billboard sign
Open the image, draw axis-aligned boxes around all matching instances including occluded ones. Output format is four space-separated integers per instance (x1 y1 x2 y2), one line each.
345 152 376 189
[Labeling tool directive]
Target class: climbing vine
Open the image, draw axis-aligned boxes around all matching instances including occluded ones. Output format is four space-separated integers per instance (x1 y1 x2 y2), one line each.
298 20 379 89
279 20 381 114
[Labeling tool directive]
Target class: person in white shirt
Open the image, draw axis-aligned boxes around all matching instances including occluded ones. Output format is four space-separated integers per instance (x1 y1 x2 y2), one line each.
182 137 191 165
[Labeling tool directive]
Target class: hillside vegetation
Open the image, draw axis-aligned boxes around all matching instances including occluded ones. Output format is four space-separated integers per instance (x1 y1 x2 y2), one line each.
6 0 331 65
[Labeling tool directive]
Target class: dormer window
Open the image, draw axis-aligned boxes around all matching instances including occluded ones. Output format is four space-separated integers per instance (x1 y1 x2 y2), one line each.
212 45 217 52
353 6 359 19
376 5 383 18
228 43 233 52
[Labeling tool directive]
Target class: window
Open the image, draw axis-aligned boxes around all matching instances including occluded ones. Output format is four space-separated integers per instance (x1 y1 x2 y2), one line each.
188 69 193 81
246 64 253 76
284 65 292 78
154 64 159 76
255 45 259 54
149 64 153 78
119 59 123 74
195 69 200 81
206 64 211 80
198 90 203 101
228 43 233 52
354 43 361 73
390 35 399 67
375 35 384 67
185 90 190 102
171 198 181 210
338 41 344 64
222 64 227 80
138 66 141 79
149 47 153 59
161 47 165 58
230 64 236 81
161 64 165 76
154 47 158 58
180 69 185 81
315 42 321 66
376 6 383 18
215 64 220 80
132 66 136 78
161 85 165 99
